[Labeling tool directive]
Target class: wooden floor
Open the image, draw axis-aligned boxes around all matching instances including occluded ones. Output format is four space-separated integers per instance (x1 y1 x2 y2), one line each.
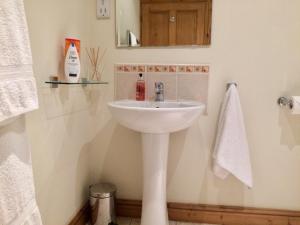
117 217 216 225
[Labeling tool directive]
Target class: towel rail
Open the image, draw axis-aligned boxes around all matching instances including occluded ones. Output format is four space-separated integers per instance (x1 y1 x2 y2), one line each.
277 96 293 109
226 82 238 90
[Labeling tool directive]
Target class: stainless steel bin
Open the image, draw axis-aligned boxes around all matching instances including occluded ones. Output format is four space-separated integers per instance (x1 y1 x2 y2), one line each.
89 183 117 225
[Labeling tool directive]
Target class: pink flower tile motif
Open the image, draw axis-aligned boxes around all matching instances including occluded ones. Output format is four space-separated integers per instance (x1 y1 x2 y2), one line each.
154 65 162 72
178 66 186 73
194 66 203 73
124 65 132 72
169 65 177 73
138 65 146 73
202 66 210 73
116 63 209 74
186 66 194 73
161 65 168 73
132 65 138 72
116 65 124 73
147 65 155 72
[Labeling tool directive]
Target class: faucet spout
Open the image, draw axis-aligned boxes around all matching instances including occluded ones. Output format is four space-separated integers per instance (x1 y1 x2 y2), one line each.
155 82 164 102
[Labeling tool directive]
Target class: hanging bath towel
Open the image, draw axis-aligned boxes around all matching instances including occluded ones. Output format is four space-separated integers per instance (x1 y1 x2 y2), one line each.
0 116 43 225
213 84 253 188
0 0 39 122
0 0 42 224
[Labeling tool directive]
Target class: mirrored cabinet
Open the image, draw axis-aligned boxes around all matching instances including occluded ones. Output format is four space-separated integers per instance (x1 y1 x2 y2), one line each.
116 0 212 48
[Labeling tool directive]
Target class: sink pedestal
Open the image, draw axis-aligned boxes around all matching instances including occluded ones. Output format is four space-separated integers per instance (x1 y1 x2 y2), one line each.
141 133 169 225
108 100 205 225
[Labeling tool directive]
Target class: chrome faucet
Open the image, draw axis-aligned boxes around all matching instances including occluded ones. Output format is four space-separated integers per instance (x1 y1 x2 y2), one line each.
155 82 164 102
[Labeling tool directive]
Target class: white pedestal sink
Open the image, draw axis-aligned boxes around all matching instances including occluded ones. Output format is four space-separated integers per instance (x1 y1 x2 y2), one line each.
108 100 205 225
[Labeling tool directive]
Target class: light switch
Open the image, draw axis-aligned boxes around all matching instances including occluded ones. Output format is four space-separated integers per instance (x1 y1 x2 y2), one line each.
97 0 110 19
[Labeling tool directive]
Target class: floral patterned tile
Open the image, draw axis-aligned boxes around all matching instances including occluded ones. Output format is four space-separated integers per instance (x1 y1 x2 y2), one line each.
114 63 209 103
169 65 177 73
138 65 146 72
115 64 210 74
115 64 124 73
124 65 132 72
131 65 139 73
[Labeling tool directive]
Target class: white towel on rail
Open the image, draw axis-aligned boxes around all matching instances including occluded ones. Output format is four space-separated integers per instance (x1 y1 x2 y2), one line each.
0 0 39 123
213 84 253 188
0 0 42 224
0 116 43 225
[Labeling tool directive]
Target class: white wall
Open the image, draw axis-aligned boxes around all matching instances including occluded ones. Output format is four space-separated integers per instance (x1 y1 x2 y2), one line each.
23 0 110 224
23 0 300 225
116 0 140 46
89 0 300 211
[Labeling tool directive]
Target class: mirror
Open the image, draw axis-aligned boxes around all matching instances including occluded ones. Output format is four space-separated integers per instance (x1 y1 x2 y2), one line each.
116 0 212 48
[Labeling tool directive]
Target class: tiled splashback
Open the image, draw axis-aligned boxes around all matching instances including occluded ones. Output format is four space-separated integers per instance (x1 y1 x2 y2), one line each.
115 64 209 74
114 64 209 105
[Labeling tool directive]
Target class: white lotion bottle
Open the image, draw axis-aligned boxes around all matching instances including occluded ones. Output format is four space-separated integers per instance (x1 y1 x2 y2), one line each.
65 43 81 83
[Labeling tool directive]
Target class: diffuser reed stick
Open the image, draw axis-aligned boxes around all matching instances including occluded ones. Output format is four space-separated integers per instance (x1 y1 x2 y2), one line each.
85 47 106 81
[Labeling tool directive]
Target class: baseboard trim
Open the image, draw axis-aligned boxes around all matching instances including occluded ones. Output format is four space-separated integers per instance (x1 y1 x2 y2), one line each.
68 202 90 225
69 199 300 225
116 199 300 225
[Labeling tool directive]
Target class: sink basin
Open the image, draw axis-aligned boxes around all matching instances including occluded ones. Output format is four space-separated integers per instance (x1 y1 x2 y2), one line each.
108 100 205 133
108 100 205 225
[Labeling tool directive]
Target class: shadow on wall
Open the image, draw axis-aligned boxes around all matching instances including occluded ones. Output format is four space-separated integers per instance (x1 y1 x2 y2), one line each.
213 172 247 206
88 116 249 204
278 109 300 149
167 130 187 185
88 119 143 199
168 120 247 205
42 85 107 120
34 85 109 224
88 119 194 200
167 126 207 203
75 143 92 207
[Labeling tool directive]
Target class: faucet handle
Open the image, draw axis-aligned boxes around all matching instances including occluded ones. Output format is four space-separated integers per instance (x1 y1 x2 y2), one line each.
154 82 164 102
155 82 164 90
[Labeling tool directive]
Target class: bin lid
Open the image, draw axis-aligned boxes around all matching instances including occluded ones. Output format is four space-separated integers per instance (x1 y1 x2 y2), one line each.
89 183 117 198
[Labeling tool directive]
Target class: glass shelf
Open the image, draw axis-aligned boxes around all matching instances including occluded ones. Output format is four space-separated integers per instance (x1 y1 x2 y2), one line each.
45 80 109 88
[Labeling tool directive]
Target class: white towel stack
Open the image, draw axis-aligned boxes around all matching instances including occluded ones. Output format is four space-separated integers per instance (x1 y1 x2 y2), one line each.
0 0 42 224
213 84 253 188
0 0 39 122
0 116 43 225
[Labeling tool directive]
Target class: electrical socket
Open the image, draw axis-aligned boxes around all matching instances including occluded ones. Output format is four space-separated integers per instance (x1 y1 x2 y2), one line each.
97 0 110 19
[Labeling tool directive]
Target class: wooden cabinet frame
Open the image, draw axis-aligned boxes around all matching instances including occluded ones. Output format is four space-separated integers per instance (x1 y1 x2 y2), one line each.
140 0 212 46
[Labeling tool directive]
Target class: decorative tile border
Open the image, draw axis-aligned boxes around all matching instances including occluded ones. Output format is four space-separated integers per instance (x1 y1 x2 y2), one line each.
115 64 210 74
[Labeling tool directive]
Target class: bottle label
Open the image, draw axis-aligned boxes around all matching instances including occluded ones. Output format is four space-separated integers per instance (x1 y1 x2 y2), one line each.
136 82 145 101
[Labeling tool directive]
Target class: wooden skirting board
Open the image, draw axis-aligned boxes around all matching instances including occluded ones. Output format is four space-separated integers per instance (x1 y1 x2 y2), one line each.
68 202 90 225
69 199 300 225
116 200 300 225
